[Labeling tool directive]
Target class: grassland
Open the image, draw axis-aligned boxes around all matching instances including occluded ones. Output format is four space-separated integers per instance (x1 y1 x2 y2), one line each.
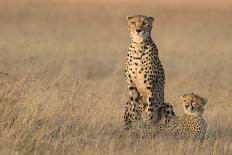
0 1 232 154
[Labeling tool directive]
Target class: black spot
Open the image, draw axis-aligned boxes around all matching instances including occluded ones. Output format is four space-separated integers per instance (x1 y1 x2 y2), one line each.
135 62 138 66
144 74 147 78
128 74 131 78
171 111 175 115
148 97 152 102
144 80 147 83
129 87 133 90
130 97 133 101
167 111 170 114
134 98 138 102
146 87 151 90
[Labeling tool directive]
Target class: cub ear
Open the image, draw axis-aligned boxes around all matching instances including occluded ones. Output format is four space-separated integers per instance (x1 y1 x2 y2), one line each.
127 16 133 20
147 16 154 22
202 97 208 105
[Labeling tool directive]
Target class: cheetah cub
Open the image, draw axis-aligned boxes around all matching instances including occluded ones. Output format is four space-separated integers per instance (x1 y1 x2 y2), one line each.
155 93 207 140
124 15 165 129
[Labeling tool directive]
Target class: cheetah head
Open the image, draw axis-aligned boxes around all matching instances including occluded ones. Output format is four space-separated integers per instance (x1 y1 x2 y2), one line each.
127 15 154 42
180 93 207 116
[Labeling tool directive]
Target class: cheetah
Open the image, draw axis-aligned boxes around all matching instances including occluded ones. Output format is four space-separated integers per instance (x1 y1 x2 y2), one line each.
154 93 208 140
124 15 165 129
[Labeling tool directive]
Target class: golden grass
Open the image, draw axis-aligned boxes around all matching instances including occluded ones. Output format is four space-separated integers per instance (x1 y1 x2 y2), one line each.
0 1 232 154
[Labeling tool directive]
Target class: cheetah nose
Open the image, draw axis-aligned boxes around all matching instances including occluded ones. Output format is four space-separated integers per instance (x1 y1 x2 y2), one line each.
136 29 142 33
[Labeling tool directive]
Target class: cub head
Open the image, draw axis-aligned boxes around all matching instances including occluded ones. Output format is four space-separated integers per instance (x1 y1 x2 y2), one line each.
180 93 207 116
127 15 154 41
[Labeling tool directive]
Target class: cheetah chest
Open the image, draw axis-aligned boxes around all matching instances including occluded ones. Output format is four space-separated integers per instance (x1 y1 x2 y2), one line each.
129 59 147 97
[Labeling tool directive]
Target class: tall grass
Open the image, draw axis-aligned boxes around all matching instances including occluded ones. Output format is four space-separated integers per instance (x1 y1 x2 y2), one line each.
0 68 231 154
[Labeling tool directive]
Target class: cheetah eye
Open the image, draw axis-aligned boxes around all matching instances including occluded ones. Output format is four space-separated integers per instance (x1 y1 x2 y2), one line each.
142 22 147 26
185 105 189 108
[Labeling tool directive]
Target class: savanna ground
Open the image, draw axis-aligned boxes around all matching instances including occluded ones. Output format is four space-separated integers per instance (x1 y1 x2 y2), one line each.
0 0 232 154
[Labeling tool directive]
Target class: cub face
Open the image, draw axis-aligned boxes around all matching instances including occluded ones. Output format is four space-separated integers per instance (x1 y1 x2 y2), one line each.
180 93 207 116
127 15 154 40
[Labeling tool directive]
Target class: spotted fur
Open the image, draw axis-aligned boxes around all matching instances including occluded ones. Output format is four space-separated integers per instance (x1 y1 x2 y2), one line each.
155 93 207 140
124 15 165 129
158 102 176 124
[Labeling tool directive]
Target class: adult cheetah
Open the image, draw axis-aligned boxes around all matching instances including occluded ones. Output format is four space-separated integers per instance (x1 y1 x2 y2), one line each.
158 102 176 124
154 93 208 140
124 15 165 129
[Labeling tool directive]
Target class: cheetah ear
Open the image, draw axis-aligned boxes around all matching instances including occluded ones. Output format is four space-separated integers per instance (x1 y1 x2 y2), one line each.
180 95 185 101
203 98 208 105
127 16 133 20
147 16 154 22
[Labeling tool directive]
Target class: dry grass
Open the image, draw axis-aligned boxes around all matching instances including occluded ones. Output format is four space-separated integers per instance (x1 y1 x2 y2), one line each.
0 1 232 154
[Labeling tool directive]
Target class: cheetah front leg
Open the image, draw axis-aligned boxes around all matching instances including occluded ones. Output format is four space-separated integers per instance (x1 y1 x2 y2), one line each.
124 86 141 129
145 84 164 124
